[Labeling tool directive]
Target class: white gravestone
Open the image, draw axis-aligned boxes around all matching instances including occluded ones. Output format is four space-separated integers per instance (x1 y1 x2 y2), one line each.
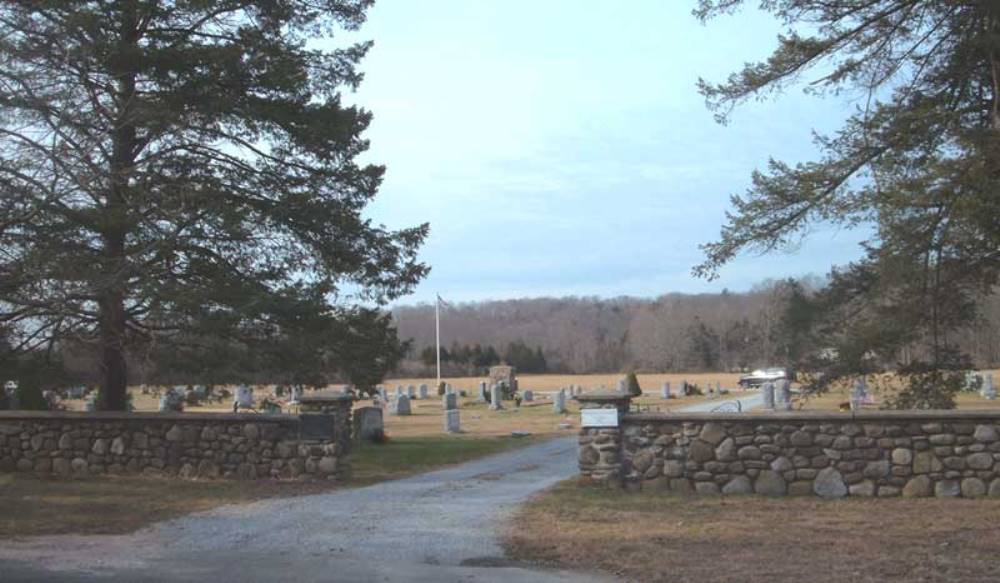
406 385 416 399
984 374 996 400
617 379 626 392
443 393 457 410
776 380 792 410
444 409 460 433
392 394 411 416
418 384 428 399
850 378 867 410
523 390 534 402
553 389 567 414
762 382 775 410
489 384 503 410
661 382 671 399
234 385 254 411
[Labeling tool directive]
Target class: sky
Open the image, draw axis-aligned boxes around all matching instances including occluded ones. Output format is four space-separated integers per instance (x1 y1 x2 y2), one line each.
335 1 869 304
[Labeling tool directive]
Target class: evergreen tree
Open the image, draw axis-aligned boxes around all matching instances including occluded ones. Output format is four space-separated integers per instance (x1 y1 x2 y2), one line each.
695 1 1000 405
0 1 427 409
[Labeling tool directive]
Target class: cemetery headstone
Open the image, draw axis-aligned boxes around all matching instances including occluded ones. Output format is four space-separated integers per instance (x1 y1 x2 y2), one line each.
777 380 792 410
443 392 458 410
762 381 776 410
488 365 516 396
850 378 867 410
395 385 403 398
478 381 489 402
392 394 412 416
661 382 671 399
233 385 254 412
489 384 503 410
355 407 384 441
983 373 996 400
553 389 567 414
418 384 429 399
377 386 387 402
617 379 626 392
406 385 416 399
523 390 534 402
444 409 461 433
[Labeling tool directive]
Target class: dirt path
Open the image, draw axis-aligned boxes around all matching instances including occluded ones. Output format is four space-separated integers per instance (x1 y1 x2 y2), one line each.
0 393 762 582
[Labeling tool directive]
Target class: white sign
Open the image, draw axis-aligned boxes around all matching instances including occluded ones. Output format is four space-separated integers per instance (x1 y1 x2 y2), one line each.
581 408 619 428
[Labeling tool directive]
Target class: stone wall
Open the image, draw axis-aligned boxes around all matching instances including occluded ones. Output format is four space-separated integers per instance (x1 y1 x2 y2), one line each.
578 393 1000 498
0 395 353 480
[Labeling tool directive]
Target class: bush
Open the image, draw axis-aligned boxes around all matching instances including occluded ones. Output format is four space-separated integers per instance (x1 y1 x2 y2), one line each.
16 379 49 411
437 381 446 396
625 372 642 397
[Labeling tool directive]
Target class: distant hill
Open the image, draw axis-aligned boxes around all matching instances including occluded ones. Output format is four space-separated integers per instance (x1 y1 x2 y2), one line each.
393 283 1000 375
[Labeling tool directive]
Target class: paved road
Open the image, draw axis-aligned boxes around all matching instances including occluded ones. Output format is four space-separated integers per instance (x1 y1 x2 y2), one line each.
0 392 763 583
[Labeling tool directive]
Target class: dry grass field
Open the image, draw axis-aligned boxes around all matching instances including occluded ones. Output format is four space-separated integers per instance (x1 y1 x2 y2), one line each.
505 479 1000 583
794 368 1000 411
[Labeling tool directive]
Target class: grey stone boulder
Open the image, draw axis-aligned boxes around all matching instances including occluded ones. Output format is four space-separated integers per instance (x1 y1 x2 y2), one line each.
722 475 753 495
903 475 932 497
973 424 998 443
754 470 786 496
935 479 961 498
961 478 986 498
699 423 727 446
813 467 847 498
715 437 736 462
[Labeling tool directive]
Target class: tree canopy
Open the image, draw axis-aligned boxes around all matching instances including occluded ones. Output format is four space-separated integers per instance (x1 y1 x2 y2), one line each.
0 1 427 407
695 1 1000 406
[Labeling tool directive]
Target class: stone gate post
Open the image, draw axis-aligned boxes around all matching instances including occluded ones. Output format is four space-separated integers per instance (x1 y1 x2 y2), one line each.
576 392 632 486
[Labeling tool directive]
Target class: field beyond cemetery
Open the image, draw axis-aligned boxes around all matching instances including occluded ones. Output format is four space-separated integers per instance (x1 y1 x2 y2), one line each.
504 480 1000 583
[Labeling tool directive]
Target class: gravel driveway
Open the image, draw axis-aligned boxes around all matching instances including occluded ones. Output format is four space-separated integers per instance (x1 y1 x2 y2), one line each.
0 392 762 583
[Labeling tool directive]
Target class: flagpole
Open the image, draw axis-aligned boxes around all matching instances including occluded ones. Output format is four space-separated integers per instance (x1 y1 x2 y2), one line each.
435 294 442 388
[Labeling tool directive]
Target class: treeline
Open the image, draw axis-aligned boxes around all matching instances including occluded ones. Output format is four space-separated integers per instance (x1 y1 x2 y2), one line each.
392 279 1000 375
419 341 548 374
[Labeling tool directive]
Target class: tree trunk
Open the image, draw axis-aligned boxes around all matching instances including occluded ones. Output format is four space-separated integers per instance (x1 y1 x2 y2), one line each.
99 287 128 411
98 2 138 411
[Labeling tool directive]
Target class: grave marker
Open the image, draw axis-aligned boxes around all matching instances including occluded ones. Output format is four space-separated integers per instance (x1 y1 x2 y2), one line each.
444 410 460 433
553 389 567 414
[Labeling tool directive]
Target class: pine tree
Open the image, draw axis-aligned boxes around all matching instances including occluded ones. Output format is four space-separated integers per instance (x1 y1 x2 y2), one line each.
0 1 427 409
695 1 1000 405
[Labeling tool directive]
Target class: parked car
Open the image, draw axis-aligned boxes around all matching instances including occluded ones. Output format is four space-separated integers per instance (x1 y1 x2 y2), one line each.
738 367 793 388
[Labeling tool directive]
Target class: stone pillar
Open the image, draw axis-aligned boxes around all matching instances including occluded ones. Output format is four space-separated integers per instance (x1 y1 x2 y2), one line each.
763 382 775 410
297 393 355 474
576 393 632 486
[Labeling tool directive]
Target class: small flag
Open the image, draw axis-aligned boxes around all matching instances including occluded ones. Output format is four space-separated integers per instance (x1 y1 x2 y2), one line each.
437 294 453 309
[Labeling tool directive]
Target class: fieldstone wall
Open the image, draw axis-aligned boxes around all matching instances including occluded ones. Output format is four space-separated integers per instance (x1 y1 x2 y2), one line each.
0 397 352 481
578 394 1000 498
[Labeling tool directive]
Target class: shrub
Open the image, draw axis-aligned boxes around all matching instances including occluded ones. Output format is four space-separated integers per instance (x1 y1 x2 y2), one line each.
16 379 49 411
625 372 642 397
437 381 446 396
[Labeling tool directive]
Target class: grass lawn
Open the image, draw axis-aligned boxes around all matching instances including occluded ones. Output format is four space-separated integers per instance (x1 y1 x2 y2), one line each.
0 434 541 538
504 479 1000 583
